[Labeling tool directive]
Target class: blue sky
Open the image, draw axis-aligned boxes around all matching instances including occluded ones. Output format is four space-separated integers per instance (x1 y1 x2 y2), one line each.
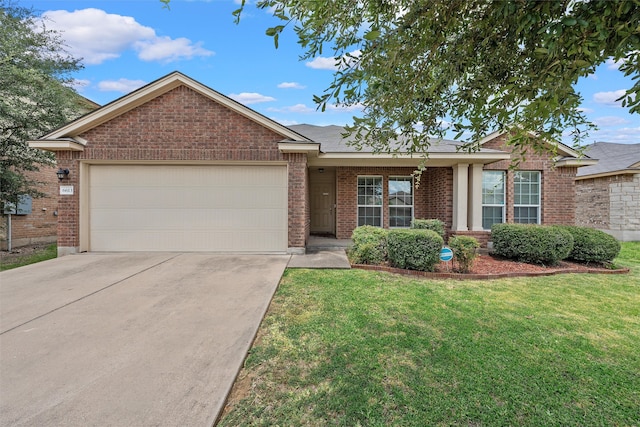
24 0 639 145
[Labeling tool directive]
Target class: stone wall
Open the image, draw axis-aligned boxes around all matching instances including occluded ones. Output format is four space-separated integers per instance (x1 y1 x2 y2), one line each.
577 173 640 241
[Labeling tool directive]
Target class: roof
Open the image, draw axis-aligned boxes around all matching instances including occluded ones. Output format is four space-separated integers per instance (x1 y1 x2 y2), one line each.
576 142 640 179
288 124 505 154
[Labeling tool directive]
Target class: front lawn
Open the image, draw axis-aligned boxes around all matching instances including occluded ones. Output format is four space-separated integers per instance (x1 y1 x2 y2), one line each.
218 242 640 426
0 243 57 271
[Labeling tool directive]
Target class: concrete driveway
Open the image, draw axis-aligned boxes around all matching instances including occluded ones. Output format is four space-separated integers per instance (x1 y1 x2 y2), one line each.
0 253 289 426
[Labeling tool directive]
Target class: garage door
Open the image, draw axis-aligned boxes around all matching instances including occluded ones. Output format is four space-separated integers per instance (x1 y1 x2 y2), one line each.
88 165 288 252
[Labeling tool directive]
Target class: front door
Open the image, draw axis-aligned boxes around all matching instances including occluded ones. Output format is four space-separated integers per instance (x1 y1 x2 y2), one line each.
310 168 336 235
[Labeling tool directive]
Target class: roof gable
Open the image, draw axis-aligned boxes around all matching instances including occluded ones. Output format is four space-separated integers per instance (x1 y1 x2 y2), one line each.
477 129 583 158
39 71 310 144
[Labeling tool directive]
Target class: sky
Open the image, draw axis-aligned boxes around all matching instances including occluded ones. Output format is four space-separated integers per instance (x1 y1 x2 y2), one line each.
22 0 640 145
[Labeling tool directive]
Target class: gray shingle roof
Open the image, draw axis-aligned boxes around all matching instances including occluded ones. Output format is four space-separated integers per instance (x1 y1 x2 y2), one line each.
287 124 505 154
576 142 640 177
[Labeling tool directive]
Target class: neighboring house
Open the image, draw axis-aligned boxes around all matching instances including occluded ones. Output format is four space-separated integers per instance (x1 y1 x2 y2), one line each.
575 142 640 241
1 96 100 250
28 72 597 256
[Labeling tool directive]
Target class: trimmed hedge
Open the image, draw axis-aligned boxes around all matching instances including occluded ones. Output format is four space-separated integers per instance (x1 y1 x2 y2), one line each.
491 223 573 265
387 229 443 272
348 226 388 265
558 225 621 263
411 219 445 238
449 235 480 273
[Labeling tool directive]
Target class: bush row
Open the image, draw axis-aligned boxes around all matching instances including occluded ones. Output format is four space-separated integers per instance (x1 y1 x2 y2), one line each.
491 223 620 265
348 225 444 271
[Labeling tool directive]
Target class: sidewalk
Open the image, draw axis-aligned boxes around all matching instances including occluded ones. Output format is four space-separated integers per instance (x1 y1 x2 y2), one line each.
287 236 352 269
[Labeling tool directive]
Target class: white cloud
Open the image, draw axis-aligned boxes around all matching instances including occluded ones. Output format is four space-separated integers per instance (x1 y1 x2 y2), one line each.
274 118 299 126
606 58 625 70
277 82 306 89
593 89 627 107
306 50 361 70
134 36 213 62
306 56 338 70
98 78 147 93
590 126 640 144
577 107 595 114
228 92 276 104
592 116 630 127
41 8 213 65
268 104 316 113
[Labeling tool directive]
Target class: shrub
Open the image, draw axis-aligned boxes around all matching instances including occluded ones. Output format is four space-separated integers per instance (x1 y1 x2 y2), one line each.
558 225 621 264
491 223 573 265
411 219 445 238
348 226 388 265
448 235 480 273
387 229 443 271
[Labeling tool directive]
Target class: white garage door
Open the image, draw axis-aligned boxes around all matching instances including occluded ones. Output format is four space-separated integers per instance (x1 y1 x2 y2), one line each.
88 164 288 252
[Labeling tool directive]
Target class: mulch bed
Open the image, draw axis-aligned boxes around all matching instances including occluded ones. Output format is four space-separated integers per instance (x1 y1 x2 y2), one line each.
353 254 630 280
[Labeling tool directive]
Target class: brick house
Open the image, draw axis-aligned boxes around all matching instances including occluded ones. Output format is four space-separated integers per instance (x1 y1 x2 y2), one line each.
1 97 99 250
575 142 640 241
29 72 597 256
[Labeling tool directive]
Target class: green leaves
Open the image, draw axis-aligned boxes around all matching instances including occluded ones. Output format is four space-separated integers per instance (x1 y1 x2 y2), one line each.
1 2 84 206
266 25 285 48
363 30 380 41
238 0 639 154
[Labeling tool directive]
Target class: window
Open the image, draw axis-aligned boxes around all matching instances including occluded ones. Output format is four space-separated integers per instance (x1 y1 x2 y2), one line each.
514 171 540 224
389 177 413 227
482 171 505 229
357 176 382 226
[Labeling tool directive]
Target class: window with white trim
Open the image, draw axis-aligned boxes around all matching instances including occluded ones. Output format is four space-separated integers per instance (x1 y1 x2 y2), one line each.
482 171 505 229
514 171 541 224
388 176 413 227
357 176 383 226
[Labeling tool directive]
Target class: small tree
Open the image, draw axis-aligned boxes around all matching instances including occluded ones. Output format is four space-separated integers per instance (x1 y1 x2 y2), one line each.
448 235 480 274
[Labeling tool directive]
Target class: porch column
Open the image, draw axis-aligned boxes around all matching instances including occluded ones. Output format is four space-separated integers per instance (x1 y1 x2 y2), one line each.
452 163 469 231
468 163 484 231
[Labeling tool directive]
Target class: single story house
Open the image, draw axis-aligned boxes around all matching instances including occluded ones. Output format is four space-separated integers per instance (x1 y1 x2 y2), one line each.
29 72 597 256
575 142 640 241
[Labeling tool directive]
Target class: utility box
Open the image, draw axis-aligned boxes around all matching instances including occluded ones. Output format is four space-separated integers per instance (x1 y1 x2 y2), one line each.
3 195 33 215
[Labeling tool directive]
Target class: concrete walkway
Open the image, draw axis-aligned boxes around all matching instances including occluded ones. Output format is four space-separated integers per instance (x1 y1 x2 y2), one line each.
288 236 352 269
0 253 289 427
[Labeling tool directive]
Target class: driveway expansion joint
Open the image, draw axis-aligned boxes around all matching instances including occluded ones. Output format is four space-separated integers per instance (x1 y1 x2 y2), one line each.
0 254 181 335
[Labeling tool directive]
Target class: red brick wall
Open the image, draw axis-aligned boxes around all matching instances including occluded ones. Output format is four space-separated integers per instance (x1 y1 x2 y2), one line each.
1 165 58 249
335 166 443 239
286 153 309 248
423 167 454 232
483 135 577 225
55 85 306 249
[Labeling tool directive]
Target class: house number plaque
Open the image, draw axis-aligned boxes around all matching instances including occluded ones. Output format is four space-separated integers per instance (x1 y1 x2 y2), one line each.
60 185 74 195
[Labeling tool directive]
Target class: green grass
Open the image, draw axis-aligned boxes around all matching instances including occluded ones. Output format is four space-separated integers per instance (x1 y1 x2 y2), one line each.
0 244 57 271
218 242 640 426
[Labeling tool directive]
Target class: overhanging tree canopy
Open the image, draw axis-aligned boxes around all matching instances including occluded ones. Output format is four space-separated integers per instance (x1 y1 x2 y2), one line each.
1 1 83 207
229 0 639 155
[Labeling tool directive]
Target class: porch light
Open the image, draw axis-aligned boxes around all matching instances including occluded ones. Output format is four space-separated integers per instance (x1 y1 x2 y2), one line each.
57 168 70 180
